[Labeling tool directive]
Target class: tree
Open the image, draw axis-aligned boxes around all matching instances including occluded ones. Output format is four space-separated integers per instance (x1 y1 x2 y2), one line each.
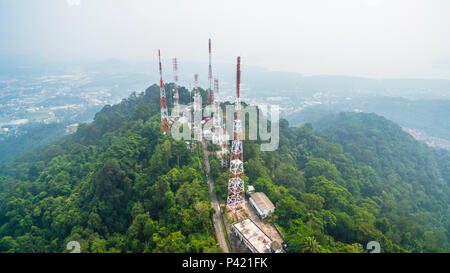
301 193 324 211
276 196 305 227
310 176 354 213
273 163 306 191
304 158 342 188
153 231 186 253
302 237 320 253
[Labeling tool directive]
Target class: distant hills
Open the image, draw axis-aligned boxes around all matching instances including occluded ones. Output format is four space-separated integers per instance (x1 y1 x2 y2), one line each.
2 57 450 99
285 97 450 144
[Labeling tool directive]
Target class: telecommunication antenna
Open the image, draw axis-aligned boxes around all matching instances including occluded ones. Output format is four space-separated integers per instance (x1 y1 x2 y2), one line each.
226 56 245 220
158 50 170 133
172 58 179 117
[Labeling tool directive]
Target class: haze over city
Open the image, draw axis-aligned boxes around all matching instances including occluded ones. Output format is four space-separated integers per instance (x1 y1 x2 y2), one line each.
1 0 450 79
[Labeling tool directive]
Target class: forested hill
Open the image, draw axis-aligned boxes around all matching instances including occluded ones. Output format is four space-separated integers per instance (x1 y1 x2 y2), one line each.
317 112 450 204
211 114 449 252
0 83 449 253
316 113 450 251
0 84 219 253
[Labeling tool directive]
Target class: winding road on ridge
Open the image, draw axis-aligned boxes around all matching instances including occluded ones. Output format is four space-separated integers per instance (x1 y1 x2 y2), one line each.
202 140 229 253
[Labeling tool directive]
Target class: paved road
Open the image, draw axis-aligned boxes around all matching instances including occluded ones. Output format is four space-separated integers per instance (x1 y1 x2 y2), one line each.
202 140 229 253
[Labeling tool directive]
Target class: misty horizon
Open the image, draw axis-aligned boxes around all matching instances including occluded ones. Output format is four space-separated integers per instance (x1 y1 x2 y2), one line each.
1 0 450 80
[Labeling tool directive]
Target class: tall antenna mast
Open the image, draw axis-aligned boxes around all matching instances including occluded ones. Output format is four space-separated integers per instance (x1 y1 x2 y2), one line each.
215 78 228 167
212 78 221 145
193 73 202 140
194 74 199 98
226 56 245 220
236 57 240 99
207 39 213 105
158 50 170 133
214 78 219 97
209 39 219 145
172 58 179 116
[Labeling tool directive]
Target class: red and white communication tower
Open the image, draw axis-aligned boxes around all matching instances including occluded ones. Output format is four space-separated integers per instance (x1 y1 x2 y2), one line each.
226 56 245 220
158 50 170 133
172 58 180 117
219 113 229 169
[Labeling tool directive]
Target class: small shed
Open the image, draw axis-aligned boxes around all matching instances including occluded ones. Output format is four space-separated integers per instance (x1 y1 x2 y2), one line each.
249 192 275 219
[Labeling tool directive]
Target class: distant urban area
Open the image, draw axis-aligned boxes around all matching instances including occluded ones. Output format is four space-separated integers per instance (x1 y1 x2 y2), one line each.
403 128 450 150
0 67 150 141
1 62 449 156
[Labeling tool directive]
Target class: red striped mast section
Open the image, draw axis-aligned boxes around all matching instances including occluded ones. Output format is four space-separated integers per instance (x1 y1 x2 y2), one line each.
158 50 170 133
226 56 245 220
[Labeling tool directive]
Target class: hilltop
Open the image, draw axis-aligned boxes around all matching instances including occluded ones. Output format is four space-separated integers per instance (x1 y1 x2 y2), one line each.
0 84 449 252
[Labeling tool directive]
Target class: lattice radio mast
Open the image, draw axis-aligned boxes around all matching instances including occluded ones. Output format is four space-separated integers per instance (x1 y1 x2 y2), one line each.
207 39 213 105
158 50 170 133
172 58 180 117
226 56 245 220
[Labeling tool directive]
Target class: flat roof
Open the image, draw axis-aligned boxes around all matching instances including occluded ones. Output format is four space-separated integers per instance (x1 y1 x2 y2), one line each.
232 218 272 253
250 192 275 212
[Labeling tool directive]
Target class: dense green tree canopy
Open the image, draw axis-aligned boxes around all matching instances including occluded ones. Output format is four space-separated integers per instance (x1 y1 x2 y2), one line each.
0 84 448 253
244 112 449 253
0 85 219 253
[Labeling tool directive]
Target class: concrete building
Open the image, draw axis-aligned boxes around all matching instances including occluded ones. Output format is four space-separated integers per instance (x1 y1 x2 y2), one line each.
232 218 281 253
249 192 275 219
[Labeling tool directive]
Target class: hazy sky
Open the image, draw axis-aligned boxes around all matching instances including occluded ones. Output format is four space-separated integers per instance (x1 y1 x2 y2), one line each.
1 0 450 79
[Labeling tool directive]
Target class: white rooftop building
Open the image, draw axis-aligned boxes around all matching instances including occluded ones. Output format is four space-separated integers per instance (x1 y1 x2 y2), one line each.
232 218 273 253
249 192 275 219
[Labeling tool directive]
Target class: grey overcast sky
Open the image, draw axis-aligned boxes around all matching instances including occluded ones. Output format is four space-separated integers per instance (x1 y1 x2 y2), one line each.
1 0 450 79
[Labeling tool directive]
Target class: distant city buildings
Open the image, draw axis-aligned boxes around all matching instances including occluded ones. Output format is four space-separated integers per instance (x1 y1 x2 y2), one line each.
0 71 143 140
403 128 450 151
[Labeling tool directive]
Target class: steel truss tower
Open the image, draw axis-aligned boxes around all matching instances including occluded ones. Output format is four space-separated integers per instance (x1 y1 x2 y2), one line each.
158 50 170 133
193 74 202 139
213 79 228 167
226 56 245 220
208 39 221 145
172 58 180 117
212 79 221 145
207 39 213 105
219 107 229 169
193 74 201 112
